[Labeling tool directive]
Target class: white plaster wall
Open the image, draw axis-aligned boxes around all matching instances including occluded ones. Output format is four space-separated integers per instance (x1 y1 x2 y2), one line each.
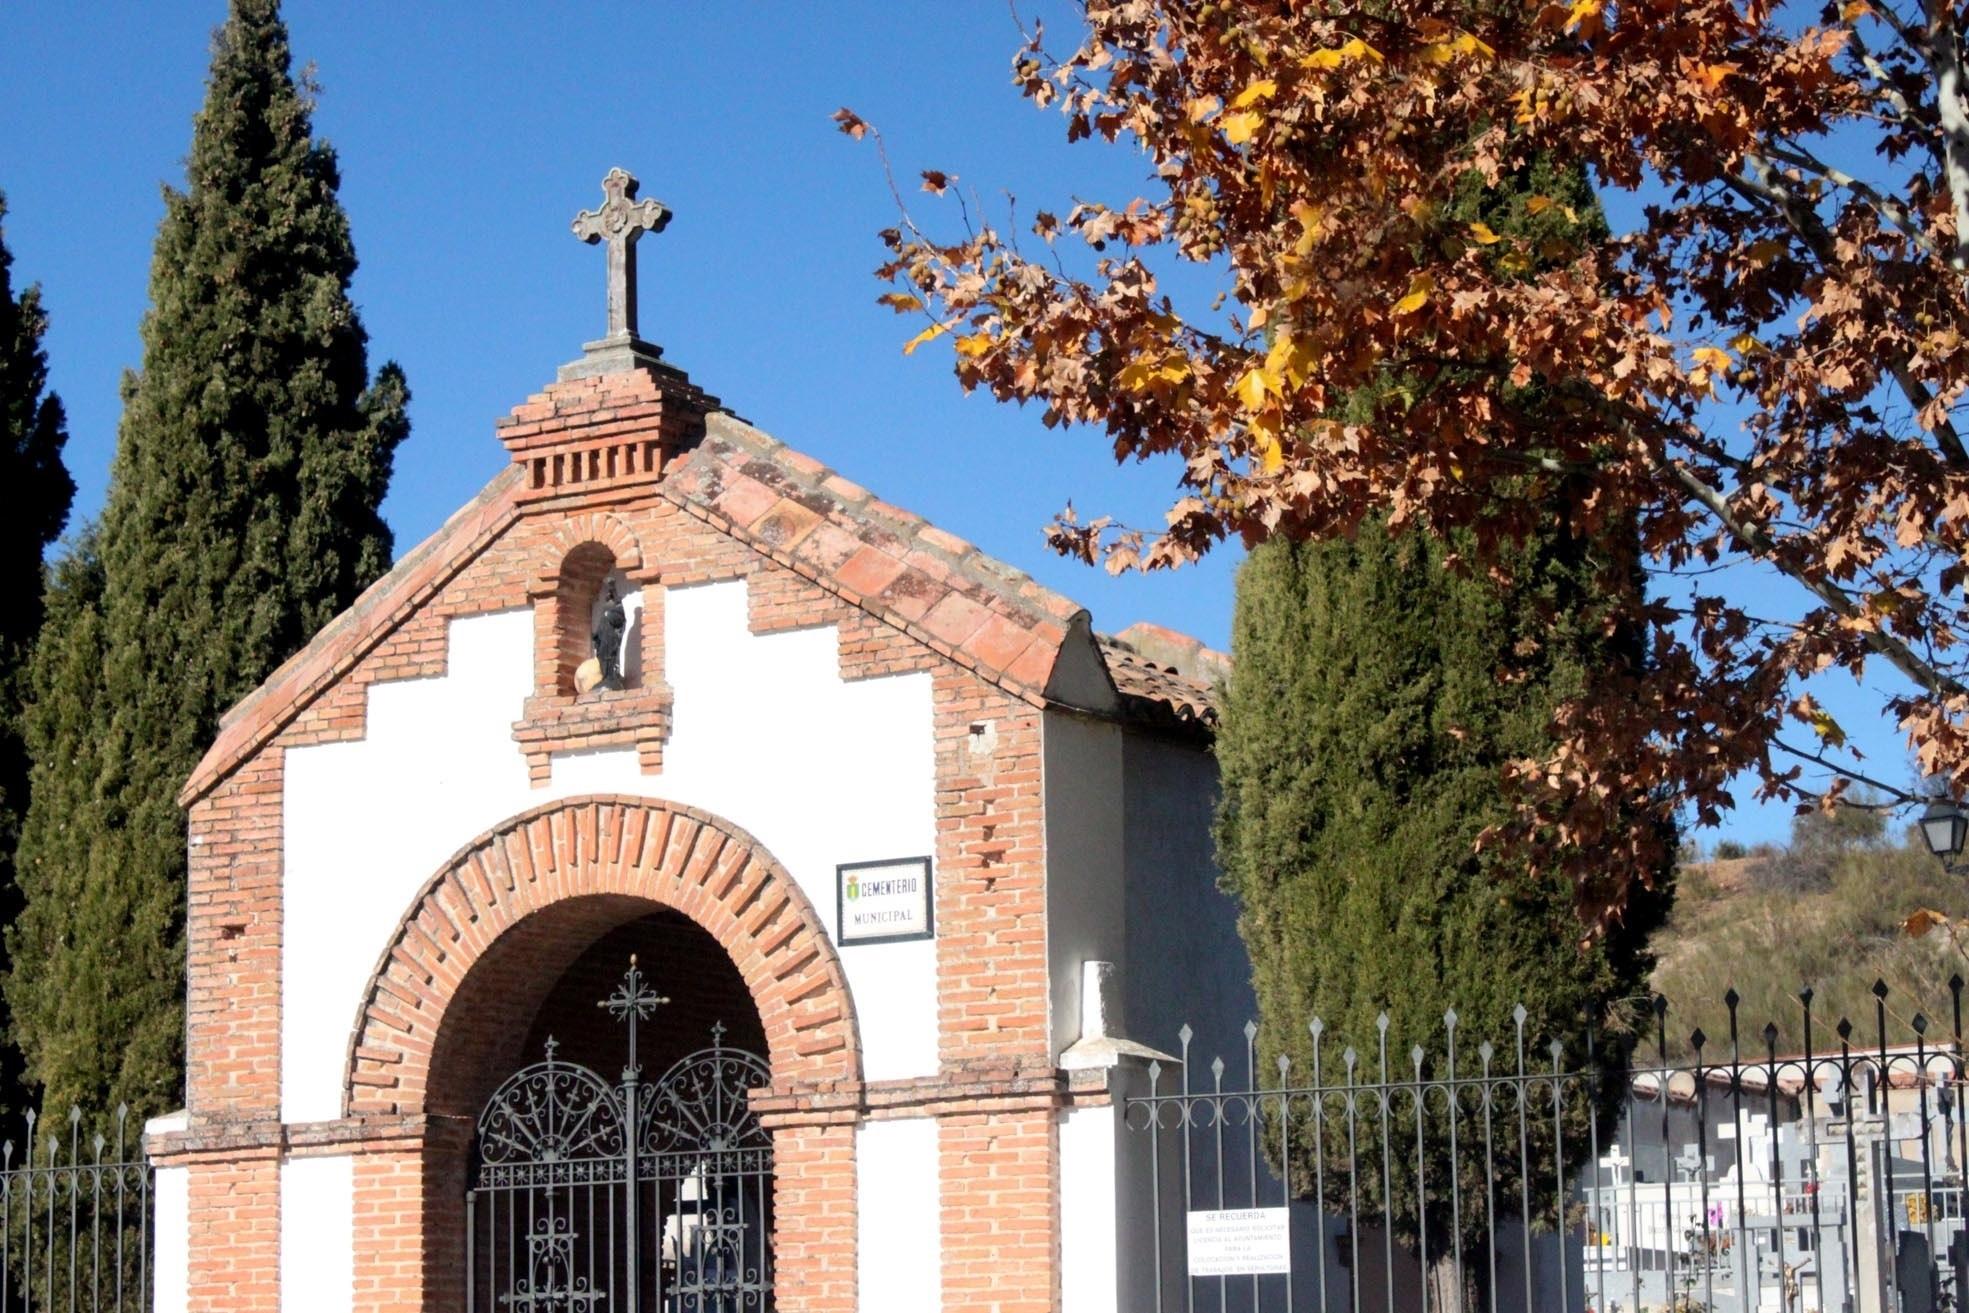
281 578 937 1124
280 1155 353 1312
857 1117 940 1310
1060 1102 1120 1313
1042 712 1127 1056
152 1163 188 1313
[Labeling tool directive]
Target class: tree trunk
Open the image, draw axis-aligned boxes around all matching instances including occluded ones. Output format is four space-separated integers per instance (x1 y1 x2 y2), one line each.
1428 1251 1474 1313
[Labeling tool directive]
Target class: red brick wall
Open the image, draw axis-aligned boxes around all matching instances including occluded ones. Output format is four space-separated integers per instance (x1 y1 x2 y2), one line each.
185 759 284 1124
768 1122 859 1313
934 671 1051 1066
185 1149 280 1311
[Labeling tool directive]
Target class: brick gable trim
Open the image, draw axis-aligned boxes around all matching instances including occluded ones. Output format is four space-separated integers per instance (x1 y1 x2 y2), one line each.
342 795 861 1120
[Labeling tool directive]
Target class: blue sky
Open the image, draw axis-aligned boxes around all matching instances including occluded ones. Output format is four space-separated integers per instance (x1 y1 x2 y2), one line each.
0 2 1917 848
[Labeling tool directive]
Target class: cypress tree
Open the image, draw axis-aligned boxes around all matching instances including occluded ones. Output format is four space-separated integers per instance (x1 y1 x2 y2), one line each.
8 0 408 1120
0 192 76 1122
1215 161 1671 1308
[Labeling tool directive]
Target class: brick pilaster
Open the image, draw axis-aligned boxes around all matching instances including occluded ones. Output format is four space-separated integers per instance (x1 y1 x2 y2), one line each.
939 1108 1061 1313
768 1120 858 1313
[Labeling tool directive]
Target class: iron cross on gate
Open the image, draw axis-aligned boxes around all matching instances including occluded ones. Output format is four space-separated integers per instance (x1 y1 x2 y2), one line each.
571 167 671 342
599 954 670 1078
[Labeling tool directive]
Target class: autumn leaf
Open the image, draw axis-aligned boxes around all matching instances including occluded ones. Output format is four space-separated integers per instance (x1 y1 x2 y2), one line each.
831 107 868 140
1254 433 1285 475
902 322 949 355
920 170 956 195
955 333 993 357
1300 38 1384 71
878 291 924 314
1691 346 1732 371
1222 112 1264 145
1469 221 1504 245
1232 80 1278 109
1117 356 1190 390
1392 273 1434 315
1419 32 1496 63
1235 366 1274 410
1525 195 1554 215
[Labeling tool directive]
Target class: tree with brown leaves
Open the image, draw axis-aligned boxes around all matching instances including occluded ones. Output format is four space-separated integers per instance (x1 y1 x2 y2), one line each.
839 0 1969 929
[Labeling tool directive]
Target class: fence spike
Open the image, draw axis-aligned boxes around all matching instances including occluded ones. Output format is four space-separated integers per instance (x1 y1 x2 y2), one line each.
1764 1021 1780 1048
1343 1046 1358 1072
1210 1056 1225 1086
1513 1002 1529 1028
68 1105 79 1125
1691 1027 1707 1053
1444 1007 1458 1030
1478 1040 1494 1067
1837 1016 1854 1042
1377 1011 1390 1034
1278 1054 1291 1079
1549 1037 1564 1061
1412 1044 1425 1073
1309 1017 1325 1039
1244 1019 1258 1043
1873 977 1891 1000
1914 1012 1930 1036
1178 1023 1193 1051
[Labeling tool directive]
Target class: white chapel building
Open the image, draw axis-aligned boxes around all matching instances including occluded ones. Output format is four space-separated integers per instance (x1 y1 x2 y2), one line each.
146 171 1252 1313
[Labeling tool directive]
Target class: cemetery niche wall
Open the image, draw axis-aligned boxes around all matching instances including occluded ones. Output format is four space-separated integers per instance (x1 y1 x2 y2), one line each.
146 171 1247 1313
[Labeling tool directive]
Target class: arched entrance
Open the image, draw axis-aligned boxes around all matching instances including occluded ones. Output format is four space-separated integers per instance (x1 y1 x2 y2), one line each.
340 797 862 1313
466 912 775 1311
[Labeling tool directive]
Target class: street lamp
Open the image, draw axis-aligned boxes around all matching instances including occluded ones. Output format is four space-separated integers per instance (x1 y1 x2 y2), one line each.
1921 796 1969 871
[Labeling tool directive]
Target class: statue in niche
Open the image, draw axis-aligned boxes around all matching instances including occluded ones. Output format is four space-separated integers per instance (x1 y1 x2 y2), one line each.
591 580 629 691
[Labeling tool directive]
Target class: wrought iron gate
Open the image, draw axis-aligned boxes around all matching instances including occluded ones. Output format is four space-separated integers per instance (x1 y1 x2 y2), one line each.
465 959 774 1312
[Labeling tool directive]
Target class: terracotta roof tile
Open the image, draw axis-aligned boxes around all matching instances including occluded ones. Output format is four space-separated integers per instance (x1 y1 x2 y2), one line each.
1097 625 1228 733
662 413 1103 705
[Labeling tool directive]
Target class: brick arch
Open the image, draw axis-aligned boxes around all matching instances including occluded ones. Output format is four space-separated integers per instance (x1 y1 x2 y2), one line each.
343 794 861 1119
531 511 652 591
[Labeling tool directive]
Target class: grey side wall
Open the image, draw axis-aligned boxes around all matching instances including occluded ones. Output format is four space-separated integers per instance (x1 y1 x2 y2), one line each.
1119 729 1253 1058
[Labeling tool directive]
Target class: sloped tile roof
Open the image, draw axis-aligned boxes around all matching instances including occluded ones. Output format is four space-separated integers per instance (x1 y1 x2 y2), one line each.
1097 623 1227 732
662 413 1094 702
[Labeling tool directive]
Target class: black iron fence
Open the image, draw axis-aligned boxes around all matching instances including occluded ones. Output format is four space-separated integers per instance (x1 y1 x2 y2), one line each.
1126 981 1969 1313
0 1106 153 1313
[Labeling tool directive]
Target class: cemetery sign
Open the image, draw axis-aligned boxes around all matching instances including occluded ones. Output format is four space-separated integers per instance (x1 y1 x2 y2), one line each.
836 857 934 945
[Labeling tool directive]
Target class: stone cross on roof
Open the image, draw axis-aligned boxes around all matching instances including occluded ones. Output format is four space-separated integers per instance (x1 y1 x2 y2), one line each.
571 167 670 344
